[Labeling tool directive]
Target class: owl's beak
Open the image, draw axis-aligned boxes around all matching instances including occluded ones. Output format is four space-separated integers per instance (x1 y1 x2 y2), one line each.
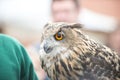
43 44 53 53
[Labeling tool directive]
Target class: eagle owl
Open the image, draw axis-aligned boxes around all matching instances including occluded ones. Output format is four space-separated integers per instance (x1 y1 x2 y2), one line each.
39 22 120 80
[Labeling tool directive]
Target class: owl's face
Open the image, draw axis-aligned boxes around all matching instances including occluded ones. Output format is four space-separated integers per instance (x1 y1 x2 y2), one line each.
40 22 83 61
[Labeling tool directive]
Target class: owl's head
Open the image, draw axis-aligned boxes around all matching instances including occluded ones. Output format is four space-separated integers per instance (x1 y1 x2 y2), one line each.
40 22 86 62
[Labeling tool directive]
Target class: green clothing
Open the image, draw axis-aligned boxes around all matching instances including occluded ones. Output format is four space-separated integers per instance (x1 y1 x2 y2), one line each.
0 34 38 80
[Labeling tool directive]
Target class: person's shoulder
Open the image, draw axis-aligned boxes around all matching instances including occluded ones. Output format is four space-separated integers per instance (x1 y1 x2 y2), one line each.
0 34 21 47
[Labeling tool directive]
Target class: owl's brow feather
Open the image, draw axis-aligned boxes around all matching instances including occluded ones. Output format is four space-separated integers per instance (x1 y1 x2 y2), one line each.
61 24 82 29
61 26 71 29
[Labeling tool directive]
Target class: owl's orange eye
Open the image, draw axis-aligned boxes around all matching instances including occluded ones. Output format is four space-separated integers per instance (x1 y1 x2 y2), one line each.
54 31 64 41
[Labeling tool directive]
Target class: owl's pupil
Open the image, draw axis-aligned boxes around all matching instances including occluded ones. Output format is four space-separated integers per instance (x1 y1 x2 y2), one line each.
57 32 61 38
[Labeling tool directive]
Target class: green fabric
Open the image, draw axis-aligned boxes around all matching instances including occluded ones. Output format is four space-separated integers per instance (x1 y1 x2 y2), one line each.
0 34 38 80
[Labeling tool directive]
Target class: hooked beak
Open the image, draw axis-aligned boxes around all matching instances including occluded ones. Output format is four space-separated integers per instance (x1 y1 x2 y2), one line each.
43 44 53 53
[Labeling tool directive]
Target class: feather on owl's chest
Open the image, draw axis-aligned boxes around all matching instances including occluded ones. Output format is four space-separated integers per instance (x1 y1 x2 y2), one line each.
42 46 120 80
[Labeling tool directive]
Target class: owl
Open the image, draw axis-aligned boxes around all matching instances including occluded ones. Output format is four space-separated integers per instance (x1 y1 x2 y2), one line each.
39 22 120 80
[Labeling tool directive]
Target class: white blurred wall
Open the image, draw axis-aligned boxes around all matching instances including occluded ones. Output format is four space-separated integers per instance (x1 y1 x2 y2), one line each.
0 0 51 30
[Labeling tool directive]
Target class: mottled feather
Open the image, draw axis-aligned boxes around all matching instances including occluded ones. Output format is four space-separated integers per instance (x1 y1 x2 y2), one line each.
39 22 120 80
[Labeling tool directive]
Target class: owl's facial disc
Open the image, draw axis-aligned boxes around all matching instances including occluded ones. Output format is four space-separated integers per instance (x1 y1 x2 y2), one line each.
40 30 68 57
44 31 65 54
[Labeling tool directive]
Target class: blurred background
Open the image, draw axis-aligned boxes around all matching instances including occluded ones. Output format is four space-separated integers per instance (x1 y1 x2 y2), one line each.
0 0 120 80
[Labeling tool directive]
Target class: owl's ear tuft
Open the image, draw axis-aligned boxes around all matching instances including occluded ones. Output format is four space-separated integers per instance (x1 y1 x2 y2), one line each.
44 23 49 28
70 23 83 29
43 22 53 28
